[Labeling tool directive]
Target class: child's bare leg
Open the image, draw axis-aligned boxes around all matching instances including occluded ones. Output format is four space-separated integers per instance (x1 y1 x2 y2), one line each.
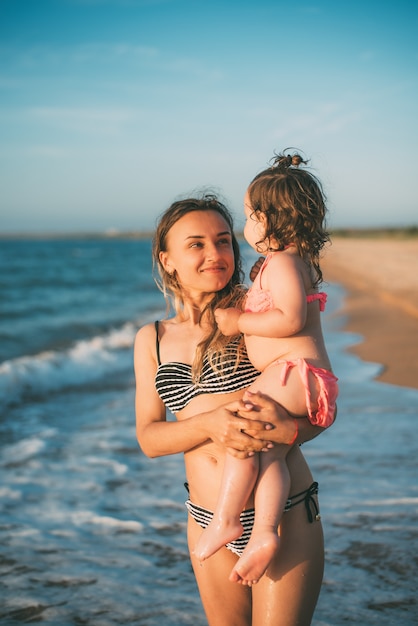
230 445 290 585
193 453 259 562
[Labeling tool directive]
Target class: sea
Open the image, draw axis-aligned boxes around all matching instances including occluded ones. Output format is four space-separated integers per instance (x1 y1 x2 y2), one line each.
0 237 417 626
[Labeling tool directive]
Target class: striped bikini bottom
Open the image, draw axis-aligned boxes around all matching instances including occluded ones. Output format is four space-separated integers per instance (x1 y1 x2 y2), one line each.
185 481 320 556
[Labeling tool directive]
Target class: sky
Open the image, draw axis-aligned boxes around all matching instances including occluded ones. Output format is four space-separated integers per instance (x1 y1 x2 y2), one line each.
0 0 417 234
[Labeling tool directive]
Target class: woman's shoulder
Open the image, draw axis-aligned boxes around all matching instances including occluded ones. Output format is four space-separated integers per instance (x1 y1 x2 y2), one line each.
135 317 178 349
135 321 158 353
136 320 156 338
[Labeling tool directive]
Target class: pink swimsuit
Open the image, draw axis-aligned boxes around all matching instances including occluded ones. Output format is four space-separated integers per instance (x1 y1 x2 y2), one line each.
245 253 328 314
245 254 338 428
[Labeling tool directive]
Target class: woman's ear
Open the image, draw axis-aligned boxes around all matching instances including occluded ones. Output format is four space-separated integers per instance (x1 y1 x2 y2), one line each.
159 251 174 275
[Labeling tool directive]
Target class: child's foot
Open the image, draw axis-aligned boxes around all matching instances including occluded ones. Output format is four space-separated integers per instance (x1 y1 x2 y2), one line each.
193 519 243 562
229 531 280 585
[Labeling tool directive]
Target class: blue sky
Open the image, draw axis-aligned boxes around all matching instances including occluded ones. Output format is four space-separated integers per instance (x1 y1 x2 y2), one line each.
0 0 417 233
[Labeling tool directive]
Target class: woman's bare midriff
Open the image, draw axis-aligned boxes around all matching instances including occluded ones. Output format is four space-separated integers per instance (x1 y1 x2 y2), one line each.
177 390 314 512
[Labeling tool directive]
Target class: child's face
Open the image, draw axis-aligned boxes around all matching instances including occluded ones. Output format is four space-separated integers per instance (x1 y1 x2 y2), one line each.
243 192 267 253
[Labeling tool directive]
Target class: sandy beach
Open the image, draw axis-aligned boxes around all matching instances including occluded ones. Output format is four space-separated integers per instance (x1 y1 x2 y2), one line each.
322 236 418 389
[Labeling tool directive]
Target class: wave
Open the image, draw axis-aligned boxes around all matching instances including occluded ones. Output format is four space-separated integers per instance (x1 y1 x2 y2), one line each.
71 510 144 533
0 322 137 409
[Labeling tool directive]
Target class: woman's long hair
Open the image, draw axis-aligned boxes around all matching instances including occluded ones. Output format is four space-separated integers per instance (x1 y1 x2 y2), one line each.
152 194 246 380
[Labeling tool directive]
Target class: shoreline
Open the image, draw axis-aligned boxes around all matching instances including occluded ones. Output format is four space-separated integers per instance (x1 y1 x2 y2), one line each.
322 237 418 390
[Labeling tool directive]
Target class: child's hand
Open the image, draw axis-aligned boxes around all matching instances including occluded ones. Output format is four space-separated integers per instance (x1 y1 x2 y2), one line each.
214 307 242 336
249 256 265 282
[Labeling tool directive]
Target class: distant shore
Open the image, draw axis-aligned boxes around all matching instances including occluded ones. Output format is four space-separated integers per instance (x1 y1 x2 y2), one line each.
322 235 418 389
0 230 155 240
2 225 417 241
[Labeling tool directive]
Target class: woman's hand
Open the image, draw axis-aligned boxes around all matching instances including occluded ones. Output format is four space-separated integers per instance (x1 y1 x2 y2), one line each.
249 256 265 282
207 399 274 459
237 390 326 446
233 391 297 444
202 386 330 459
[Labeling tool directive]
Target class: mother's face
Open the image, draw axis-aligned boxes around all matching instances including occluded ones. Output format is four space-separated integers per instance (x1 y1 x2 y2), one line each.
159 210 235 296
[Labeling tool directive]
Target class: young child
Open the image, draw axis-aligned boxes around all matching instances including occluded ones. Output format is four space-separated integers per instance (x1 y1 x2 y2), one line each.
193 150 338 586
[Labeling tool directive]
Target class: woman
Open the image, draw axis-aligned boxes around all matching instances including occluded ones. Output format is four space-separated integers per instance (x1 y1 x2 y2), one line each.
134 195 327 626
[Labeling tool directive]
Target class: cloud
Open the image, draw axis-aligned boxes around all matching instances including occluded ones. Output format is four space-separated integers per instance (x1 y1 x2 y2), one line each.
26 106 141 136
70 42 160 63
271 103 363 142
20 145 71 158
0 40 222 90
0 42 159 70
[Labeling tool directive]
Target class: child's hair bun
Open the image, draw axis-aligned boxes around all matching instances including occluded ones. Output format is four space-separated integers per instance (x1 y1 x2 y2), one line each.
271 150 307 169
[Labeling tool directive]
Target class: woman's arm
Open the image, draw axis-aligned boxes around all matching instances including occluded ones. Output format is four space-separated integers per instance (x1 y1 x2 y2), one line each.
135 323 209 457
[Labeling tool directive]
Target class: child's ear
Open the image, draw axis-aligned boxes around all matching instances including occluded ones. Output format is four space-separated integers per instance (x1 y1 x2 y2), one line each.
256 214 270 252
258 212 268 229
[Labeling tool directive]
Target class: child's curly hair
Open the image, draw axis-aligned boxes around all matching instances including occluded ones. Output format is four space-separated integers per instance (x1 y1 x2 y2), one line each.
248 149 330 286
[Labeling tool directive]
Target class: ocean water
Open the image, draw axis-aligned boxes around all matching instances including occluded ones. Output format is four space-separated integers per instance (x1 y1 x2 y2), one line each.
0 238 417 625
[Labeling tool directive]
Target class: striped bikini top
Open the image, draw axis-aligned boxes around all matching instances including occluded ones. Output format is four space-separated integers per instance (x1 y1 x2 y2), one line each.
154 321 259 414
245 253 327 313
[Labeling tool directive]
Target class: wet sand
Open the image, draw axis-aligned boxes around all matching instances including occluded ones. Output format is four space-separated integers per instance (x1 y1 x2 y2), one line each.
322 236 418 389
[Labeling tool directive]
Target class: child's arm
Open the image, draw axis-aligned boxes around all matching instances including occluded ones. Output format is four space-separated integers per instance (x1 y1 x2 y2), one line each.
214 307 242 336
239 252 307 338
